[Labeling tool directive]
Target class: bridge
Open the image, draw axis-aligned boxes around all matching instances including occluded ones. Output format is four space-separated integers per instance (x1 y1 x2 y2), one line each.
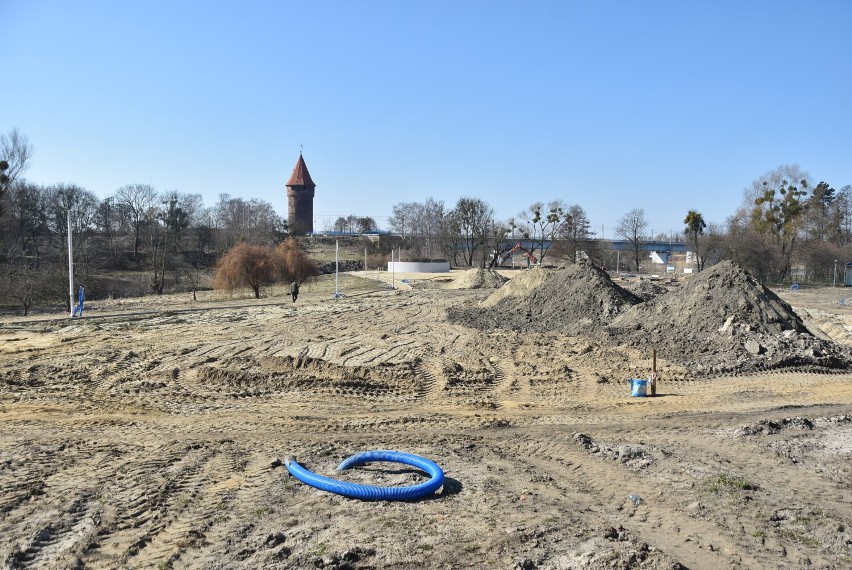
609 240 687 253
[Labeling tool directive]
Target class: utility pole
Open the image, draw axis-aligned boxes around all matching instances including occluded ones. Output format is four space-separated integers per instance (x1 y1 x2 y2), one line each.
67 210 74 317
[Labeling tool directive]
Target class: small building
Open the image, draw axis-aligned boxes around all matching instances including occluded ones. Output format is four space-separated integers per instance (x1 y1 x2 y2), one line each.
845 262 852 286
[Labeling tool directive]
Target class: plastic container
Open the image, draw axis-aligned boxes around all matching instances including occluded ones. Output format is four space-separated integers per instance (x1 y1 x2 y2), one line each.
630 379 647 397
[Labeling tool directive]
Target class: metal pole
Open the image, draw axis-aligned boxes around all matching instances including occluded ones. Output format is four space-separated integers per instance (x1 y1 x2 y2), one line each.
834 260 838 287
391 249 395 289
335 240 339 297
511 227 515 269
616 250 620 274
651 349 657 396
67 210 74 317
365 247 368 279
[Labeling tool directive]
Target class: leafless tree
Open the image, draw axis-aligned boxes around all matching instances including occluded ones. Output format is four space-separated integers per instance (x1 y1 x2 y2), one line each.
146 194 191 294
44 183 99 288
0 128 33 188
177 261 206 301
1 261 49 316
389 198 446 260
616 208 648 271
332 215 378 234
554 204 594 263
115 184 158 261
214 194 282 249
0 129 33 241
9 182 48 265
516 200 568 265
837 185 852 245
745 165 811 282
450 197 494 266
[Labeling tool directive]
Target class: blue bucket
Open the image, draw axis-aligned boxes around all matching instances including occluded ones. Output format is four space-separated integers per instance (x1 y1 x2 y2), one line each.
630 379 647 397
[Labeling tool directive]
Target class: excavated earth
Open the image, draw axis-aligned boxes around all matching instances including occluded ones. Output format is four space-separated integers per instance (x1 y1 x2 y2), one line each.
608 262 852 375
445 268 508 290
451 263 641 337
0 270 851 569
453 261 852 377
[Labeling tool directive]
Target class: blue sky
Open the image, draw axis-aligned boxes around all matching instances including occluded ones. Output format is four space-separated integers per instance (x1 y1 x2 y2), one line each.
3 1 850 238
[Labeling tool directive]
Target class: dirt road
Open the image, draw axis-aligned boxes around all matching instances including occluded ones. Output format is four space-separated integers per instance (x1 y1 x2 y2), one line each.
1 274 850 569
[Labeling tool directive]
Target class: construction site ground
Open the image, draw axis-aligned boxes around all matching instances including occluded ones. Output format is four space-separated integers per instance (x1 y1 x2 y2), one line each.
0 268 851 569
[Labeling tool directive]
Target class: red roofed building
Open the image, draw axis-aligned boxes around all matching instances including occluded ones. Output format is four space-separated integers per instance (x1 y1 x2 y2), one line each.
286 153 316 235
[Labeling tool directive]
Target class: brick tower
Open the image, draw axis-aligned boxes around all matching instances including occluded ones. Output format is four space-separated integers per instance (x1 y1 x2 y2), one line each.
286 153 316 235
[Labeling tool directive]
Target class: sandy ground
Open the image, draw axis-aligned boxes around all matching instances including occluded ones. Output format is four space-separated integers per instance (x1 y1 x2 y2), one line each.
0 271 851 569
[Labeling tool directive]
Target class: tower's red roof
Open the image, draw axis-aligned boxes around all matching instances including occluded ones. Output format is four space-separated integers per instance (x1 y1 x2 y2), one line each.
286 154 315 187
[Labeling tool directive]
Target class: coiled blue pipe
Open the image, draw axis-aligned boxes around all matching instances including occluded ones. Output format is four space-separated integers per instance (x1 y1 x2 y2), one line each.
285 450 444 500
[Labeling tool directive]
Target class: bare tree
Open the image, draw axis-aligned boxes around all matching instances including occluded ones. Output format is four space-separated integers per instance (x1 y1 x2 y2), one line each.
332 215 376 234
44 184 99 290
177 261 205 301
389 198 446 260
701 222 727 269
9 182 48 264
616 208 648 271
115 183 157 261
722 210 779 282
746 165 811 281
46 183 99 240
0 128 33 188
148 194 190 294
388 202 415 239
0 129 33 239
214 194 282 248
1 261 48 316
450 197 494 266
555 204 594 263
516 200 568 265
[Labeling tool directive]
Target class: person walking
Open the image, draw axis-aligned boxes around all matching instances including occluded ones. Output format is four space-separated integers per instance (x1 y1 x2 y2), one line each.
290 280 300 303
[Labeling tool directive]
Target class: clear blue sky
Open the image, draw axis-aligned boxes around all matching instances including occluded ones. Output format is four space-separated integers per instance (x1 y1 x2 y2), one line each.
3 1 850 238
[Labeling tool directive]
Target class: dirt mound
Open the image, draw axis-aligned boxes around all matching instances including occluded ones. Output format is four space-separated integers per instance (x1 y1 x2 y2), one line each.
452 263 640 335
446 268 508 290
609 261 852 374
478 267 551 307
618 278 670 302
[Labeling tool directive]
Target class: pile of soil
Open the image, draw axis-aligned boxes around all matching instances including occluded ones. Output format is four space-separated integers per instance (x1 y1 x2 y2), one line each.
618 278 671 302
445 268 508 289
478 267 551 307
452 260 852 375
451 262 640 336
608 261 852 374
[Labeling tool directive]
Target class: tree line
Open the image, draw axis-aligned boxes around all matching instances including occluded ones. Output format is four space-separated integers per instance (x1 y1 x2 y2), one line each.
385 170 852 284
387 197 604 268
2 127 850 313
0 129 292 313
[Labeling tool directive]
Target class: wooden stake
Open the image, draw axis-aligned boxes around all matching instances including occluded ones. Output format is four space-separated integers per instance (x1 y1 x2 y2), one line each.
651 349 657 396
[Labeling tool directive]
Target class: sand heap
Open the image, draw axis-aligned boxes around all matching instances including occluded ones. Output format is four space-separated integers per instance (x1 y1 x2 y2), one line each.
446 268 509 290
451 262 640 336
608 261 851 374
451 260 852 375
478 267 551 307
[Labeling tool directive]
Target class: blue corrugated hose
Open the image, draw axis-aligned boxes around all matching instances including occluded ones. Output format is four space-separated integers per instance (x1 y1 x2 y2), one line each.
285 450 444 500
